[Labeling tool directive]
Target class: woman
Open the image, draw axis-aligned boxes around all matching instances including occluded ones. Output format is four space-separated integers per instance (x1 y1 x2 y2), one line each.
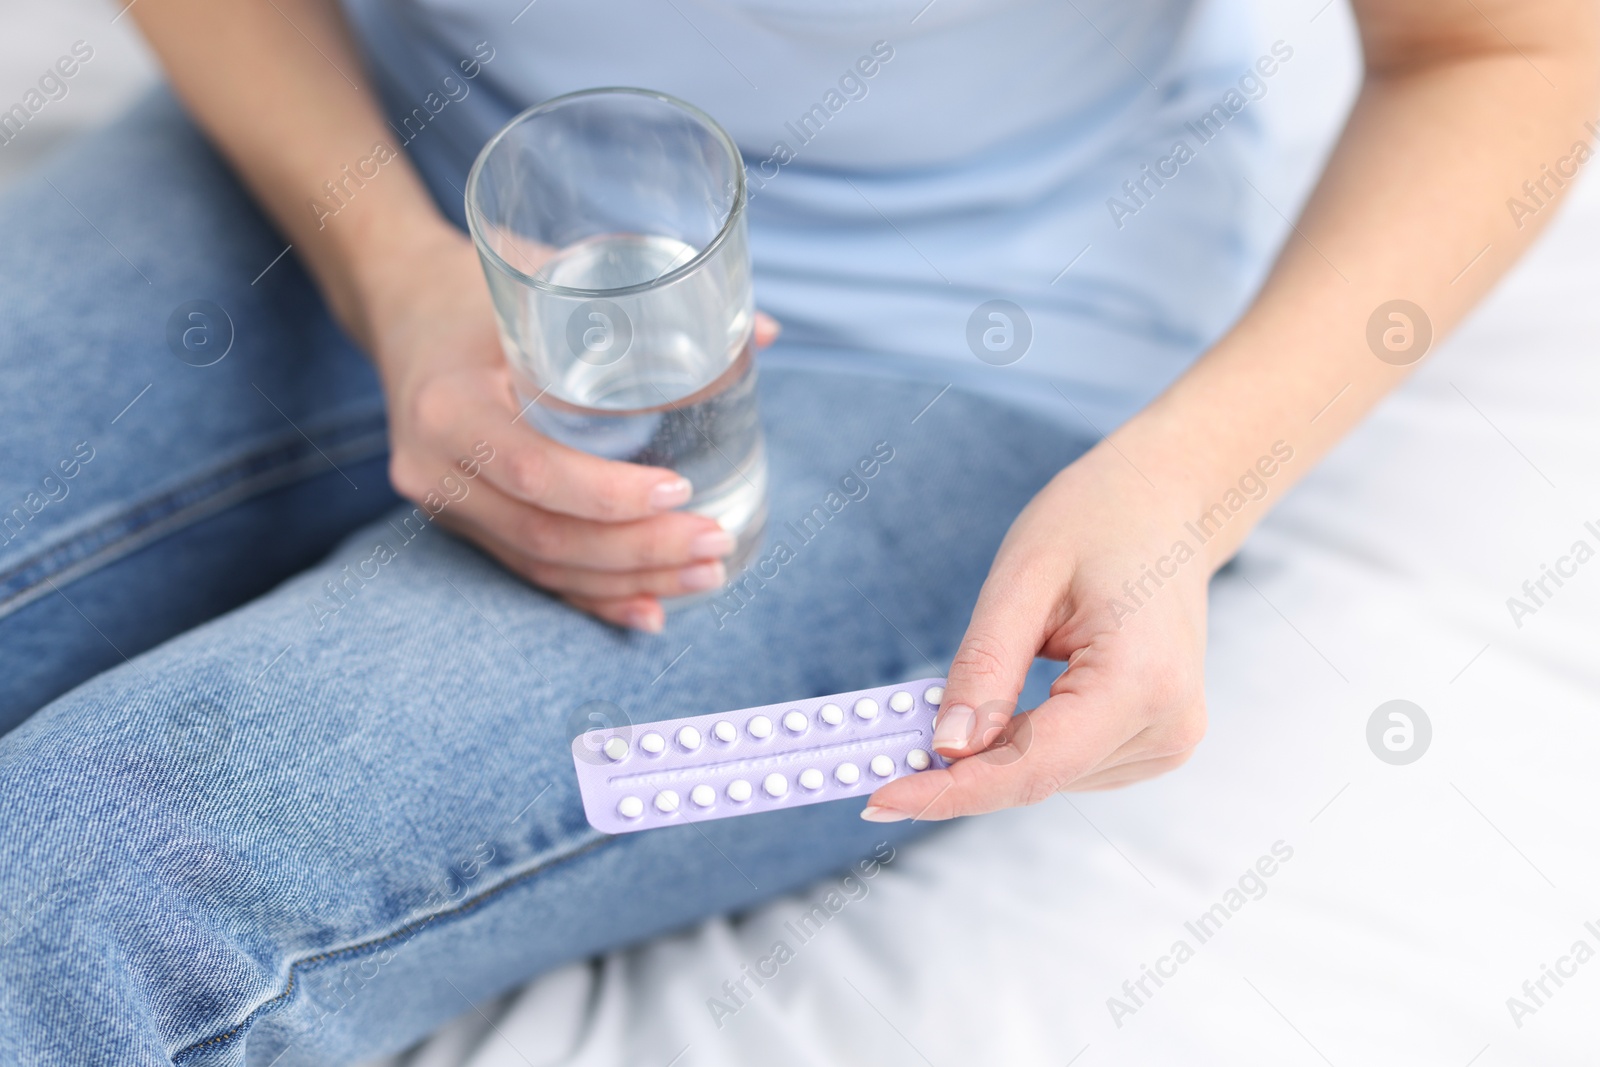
0 0 1591 1062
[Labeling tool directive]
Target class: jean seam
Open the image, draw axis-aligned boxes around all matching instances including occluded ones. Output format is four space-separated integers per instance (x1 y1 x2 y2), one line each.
0 406 389 621
171 832 614 1065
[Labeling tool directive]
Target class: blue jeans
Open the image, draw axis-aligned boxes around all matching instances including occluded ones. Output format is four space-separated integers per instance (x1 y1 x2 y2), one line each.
0 92 1089 1066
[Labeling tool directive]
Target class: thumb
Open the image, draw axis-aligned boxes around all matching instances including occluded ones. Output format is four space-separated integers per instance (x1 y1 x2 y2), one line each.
753 311 782 349
933 573 1054 759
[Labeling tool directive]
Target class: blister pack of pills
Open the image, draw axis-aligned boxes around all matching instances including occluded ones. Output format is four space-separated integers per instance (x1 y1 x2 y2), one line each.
571 678 949 833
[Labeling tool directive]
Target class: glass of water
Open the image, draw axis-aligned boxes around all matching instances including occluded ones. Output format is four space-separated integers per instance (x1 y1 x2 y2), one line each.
466 88 766 584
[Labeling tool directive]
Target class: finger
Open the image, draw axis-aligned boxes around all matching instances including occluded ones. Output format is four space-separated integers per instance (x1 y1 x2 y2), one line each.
1077 694 1206 778
442 507 709 620
566 594 665 634
931 560 1059 759
865 657 1139 821
407 369 694 522
754 311 781 349
500 555 727 601
1063 751 1196 791
485 426 693 522
438 485 734 571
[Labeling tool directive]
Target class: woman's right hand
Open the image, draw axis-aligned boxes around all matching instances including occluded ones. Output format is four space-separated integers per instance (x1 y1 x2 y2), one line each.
130 0 782 633
361 225 762 632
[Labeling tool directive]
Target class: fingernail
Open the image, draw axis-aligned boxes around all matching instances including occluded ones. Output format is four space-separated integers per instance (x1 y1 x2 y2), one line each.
688 528 736 559
860 805 909 823
678 561 726 592
649 477 693 511
976 708 1008 748
623 606 663 634
932 704 975 753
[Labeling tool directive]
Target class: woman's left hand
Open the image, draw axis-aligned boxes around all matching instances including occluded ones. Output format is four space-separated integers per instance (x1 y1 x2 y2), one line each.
862 440 1213 821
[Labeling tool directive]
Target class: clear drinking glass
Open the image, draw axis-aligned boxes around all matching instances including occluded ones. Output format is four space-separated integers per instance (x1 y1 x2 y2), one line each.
466 88 766 582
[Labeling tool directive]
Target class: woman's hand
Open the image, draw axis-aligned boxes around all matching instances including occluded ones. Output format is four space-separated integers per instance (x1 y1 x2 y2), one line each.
363 226 777 632
854 0 1600 824
862 441 1212 820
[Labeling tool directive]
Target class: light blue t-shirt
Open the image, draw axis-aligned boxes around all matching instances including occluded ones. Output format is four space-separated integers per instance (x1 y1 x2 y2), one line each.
346 0 1275 428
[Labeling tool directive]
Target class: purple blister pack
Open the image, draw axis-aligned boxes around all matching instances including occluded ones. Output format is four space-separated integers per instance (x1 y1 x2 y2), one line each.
571 678 950 834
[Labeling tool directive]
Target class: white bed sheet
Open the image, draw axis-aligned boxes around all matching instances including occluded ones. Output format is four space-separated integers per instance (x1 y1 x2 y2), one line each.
363 10 1600 1065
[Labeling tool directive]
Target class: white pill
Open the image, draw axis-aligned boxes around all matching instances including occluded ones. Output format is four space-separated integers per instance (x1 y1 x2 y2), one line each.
691 784 716 808
783 710 808 734
602 736 629 761
799 768 825 790
820 703 844 726
835 762 861 785
713 721 737 743
870 755 895 778
924 685 945 706
748 715 773 739
617 796 644 819
853 698 879 721
677 725 702 751
654 790 680 813
728 779 753 802
889 690 914 713
640 732 666 755
907 748 931 771
763 773 789 797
